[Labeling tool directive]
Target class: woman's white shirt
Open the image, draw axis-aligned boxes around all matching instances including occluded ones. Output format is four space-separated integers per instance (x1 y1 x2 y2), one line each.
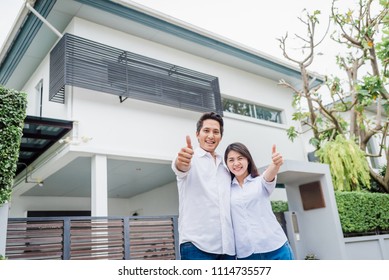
230 174 287 258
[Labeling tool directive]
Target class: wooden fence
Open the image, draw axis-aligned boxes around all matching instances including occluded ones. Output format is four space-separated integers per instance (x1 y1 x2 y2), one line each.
5 216 179 260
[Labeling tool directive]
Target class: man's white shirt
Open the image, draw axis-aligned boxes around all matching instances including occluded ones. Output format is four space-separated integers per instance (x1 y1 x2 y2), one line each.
172 147 235 255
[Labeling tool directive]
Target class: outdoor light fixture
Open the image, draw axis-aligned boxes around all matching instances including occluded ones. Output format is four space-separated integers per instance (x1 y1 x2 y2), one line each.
18 162 44 187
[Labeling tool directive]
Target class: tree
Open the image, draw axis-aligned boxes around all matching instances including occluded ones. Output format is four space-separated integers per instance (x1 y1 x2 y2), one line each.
278 0 389 192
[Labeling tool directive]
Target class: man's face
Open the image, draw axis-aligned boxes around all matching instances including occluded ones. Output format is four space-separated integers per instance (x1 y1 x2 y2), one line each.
196 119 222 155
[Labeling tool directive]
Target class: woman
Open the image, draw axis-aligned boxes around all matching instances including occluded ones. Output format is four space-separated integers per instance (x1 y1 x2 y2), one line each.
224 142 294 260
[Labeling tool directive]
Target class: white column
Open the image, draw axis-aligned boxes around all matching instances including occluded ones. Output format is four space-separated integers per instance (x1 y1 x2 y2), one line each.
91 155 108 216
0 203 10 257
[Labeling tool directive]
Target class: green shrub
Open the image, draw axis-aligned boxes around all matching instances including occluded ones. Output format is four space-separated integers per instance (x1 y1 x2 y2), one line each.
335 191 389 234
271 200 288 213
0 86 27 205
271 192 389 235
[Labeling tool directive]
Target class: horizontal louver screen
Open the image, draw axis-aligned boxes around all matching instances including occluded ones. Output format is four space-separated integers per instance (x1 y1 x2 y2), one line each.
49 33 222 115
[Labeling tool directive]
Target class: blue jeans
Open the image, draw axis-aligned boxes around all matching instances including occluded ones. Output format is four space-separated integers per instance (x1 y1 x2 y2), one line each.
238 242 294 260
180 242 235 260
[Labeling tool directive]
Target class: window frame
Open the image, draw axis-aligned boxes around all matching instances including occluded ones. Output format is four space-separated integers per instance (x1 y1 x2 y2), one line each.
222 97 283 124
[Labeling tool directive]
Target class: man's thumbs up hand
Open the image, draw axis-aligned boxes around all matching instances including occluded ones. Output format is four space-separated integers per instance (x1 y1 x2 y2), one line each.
175 135 194 172
186 135 193 150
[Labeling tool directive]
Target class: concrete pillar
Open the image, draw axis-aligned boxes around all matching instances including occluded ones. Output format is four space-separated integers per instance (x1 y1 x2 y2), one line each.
91 155 108 216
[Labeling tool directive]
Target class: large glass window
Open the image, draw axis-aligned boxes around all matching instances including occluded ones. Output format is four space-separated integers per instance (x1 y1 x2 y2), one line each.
222 98 282 124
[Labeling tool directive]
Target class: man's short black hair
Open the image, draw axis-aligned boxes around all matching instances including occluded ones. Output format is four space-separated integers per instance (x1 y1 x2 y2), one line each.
196 112 224 136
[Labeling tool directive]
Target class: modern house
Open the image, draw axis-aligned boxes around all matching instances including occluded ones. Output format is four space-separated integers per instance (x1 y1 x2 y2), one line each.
5 0 384 260
1 0 323 218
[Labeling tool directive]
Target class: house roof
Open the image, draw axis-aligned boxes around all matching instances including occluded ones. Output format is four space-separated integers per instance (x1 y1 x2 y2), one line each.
0 0 324 90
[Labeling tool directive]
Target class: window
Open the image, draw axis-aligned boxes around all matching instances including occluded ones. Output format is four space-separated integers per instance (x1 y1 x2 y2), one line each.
222 98 282 123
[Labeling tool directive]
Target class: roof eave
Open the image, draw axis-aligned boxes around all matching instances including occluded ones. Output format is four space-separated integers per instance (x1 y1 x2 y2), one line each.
0 3 30 66
0 0 324 90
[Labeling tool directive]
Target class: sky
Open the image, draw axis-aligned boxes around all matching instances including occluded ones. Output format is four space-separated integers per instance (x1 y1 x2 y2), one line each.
0 0 349 78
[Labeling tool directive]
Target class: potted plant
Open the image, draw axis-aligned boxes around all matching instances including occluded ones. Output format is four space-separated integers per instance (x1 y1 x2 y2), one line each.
0 85 27 258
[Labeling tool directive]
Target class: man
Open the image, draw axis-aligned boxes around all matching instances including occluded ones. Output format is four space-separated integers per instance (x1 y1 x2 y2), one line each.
171 112 235 260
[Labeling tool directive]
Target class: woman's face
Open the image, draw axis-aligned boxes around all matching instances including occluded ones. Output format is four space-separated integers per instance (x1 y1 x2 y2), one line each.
226 150 249 180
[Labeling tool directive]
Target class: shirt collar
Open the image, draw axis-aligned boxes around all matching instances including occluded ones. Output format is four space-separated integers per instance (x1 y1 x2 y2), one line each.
197 147 221 159
196 147 223 165
232 174 255 186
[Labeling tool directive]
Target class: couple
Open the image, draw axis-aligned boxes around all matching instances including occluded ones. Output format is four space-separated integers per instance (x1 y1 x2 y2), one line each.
172 112 294 260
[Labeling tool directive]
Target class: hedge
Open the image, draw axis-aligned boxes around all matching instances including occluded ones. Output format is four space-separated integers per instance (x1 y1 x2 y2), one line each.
271 191 389 235
0 86 27 205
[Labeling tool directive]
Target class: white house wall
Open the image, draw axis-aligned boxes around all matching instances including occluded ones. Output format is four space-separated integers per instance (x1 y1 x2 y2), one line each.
9 196 131 217
22 55 69 119
9 196 91 217
10 181 178 218
127 182 179 216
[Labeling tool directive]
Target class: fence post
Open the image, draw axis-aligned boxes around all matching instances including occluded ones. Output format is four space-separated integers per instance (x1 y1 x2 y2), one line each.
172 216 180 260
63 217 71 260
123 218 130 260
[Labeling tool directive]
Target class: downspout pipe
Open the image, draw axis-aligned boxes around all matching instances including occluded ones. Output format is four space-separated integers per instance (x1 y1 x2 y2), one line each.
24 0 62 38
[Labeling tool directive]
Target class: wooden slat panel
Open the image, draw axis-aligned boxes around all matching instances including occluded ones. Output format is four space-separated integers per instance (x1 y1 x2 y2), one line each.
130 220 172 226
130 245 174 252
6 219 65 260
130 226 173 232
71 247 124 254
71 235 123 242
71 221 123 227
7 221 64 228
70 252 124 260
71 240 123 248
6 253 63 260
130 238 173 246
130 232 173 239
7 237 63 243
130 248 175 259
7 231 64 237
6 243 63 252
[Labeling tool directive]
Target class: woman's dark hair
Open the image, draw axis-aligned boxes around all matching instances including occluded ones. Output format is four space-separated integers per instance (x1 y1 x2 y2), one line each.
196 112 224 136
224 142 259 179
